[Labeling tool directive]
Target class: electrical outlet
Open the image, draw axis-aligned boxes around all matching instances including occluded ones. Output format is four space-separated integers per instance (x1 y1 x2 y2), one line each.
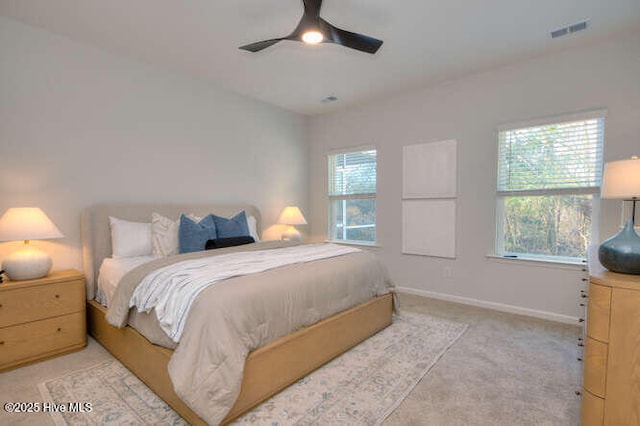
443 266 453 278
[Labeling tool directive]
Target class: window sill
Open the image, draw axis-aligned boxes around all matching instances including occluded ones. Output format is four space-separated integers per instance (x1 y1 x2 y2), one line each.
486 254 586 270
326 240 382 248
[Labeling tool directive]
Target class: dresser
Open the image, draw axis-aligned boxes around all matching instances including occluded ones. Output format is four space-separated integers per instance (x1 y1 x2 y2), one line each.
0 269 87 372
581 269 640 425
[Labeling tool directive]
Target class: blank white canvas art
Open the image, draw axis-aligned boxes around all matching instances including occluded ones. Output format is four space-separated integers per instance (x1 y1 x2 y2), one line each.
403 140 457 198
402 199 456 258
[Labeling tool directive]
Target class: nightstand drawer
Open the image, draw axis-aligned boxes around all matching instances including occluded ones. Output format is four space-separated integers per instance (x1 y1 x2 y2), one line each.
0 312 86 370
0 279 85 328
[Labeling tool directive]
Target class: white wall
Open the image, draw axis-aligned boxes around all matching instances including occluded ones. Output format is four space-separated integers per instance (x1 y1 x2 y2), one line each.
0 17 308 272
308 32 640 321
2 15 638 321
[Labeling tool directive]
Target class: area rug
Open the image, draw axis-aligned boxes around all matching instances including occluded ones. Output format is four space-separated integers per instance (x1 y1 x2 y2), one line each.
38 361 187 426
39 313 467 425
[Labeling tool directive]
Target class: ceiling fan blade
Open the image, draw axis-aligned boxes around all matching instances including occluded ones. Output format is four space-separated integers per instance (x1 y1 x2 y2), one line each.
302 0 323 17
320 19 383 54
239 38 284 52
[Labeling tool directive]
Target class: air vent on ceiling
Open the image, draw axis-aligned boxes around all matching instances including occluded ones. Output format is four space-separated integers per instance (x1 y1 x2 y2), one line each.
551 20 590 39
322 96 338 103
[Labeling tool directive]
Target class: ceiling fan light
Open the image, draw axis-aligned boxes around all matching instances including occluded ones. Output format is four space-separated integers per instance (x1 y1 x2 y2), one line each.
302 31 323 44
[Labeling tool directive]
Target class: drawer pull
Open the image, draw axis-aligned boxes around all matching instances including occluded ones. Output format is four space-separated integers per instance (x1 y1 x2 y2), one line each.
57 327 61 332
0 341 4 345
580 303 585 307
579 318 585 323
578 342 584 347
575 390 581 396
578 357 583 362
55 294 60 299
0 303 2 308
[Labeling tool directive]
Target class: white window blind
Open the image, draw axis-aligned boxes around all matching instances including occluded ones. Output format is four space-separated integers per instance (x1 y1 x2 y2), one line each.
495 113 605 261
328 149 377 244
329 150 377 198
498 118 604 196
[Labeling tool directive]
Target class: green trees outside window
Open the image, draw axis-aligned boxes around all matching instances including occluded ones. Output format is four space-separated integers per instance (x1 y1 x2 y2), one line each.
497 115 604 260
328 149 377 244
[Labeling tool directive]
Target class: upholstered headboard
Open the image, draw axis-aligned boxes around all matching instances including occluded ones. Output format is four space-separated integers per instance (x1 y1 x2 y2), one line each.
80 203 261 300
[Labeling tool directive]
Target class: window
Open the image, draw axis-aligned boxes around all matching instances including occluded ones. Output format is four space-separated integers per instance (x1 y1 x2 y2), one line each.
328 149 377 244
496 113 605 261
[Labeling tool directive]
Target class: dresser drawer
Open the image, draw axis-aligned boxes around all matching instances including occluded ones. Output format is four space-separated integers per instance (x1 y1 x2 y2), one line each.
587 283 611 342
603 287 640 425
0 311 86 370
0 279 85 328
581 389 604 426
583 336 608 397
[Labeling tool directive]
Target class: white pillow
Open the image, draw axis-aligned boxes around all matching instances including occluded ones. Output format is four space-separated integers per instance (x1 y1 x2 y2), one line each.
109 216 152 258
247 215 260 242
151 212 201 257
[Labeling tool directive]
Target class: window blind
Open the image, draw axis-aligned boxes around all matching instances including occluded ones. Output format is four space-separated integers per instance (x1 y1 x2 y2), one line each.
497 118 604 195
328 150 377 197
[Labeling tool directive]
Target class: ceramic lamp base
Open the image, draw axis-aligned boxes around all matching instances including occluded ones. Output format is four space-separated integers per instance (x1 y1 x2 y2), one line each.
281 226 302 242
2 245 52 280
599 220 640 275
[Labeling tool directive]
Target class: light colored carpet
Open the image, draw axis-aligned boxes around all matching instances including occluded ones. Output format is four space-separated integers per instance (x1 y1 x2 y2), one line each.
233 313 467 425
386 294 582 425
0 293 582 426
36 313 467 425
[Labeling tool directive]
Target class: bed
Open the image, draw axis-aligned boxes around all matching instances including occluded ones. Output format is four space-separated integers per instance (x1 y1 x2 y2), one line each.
81 203 394 425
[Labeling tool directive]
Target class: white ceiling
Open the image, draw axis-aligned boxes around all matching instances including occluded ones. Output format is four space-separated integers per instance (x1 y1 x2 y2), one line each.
2 0 640 115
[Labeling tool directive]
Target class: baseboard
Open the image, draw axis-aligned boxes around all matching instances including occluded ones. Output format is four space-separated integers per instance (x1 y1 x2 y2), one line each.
396 286 580 325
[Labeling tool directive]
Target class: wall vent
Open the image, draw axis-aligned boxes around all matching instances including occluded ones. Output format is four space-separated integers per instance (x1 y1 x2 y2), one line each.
551 20 589 39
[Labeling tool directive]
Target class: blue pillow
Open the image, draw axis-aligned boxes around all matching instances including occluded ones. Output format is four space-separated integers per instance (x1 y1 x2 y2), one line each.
178 214 217 254
212 211 250 238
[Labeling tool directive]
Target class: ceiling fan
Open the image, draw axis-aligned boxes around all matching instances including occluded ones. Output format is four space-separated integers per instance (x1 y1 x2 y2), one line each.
239 0 383 54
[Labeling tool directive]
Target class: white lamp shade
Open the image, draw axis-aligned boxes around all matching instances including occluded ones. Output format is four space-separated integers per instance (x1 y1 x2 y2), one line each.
0 207 64 242
601 156 640 199
277 206 308 226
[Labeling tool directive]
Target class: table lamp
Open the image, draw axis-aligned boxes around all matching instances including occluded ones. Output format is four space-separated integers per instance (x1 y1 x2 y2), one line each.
277 206 307 242
0 207 64 280
599 156 640 274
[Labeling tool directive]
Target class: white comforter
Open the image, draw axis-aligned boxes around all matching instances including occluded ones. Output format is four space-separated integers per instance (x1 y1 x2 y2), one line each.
97 255 159 306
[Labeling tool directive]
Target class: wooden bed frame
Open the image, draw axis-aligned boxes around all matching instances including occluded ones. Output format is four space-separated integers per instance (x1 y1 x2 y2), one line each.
81 204 393 424
87 293 393 425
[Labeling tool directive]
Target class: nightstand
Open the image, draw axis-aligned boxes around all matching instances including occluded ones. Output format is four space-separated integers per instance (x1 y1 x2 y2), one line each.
0 269 87 372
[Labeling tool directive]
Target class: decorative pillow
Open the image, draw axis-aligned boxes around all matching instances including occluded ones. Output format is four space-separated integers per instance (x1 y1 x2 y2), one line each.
109 216 152 258
205 236 255 250
152 212 202 257
178 214 217 254
212 211 250 238
247 215 260 242
151 212 179 257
